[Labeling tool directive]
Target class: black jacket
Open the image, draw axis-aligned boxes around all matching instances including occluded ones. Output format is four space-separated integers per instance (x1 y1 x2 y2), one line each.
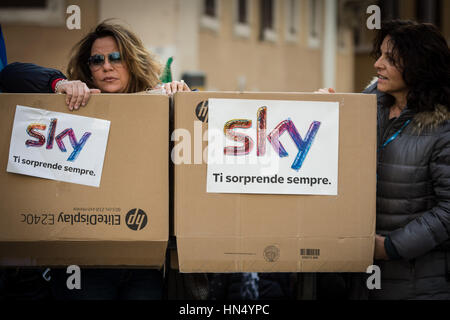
0 62 66 93
364 81 450 300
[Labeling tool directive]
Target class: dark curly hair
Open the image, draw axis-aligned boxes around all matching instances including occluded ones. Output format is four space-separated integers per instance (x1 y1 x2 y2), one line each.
372 20 450 112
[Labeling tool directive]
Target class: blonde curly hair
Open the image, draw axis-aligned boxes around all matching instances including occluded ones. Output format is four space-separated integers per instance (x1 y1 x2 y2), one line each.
67 19 162 93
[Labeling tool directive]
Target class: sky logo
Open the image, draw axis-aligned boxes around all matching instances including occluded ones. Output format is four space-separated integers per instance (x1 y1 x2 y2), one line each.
223 107 321 171
25 118 92 162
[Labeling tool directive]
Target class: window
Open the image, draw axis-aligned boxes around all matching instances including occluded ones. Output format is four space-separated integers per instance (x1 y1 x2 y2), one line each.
0 0 65 26
259 0 277 42
204 0 217 17
285 0 300 43
308 0 322 48
260 0 274 31
238 0 248 24
379 0 399 21
234 0 251 38
416 0 442 29
201 0 220 31
338 0 374 53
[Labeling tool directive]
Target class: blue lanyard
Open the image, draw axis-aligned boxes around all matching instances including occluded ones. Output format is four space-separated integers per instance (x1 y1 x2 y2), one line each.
380 119 411 150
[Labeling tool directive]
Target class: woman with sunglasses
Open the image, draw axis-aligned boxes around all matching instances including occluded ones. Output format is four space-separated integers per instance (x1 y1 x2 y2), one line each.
62 20 189 109
0 20 189 111
59 20 190 111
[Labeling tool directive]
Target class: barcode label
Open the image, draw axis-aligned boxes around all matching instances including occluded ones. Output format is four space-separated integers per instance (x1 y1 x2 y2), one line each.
300 249 320 256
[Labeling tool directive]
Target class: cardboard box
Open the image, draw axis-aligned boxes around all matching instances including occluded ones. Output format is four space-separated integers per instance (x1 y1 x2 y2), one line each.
174 92 377 273
0 94 169 267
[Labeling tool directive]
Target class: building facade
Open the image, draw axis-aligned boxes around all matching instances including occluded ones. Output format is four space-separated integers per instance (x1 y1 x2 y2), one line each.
0 0 355 93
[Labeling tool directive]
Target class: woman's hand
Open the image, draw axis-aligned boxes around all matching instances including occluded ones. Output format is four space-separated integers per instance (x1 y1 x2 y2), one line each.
314 88 336 94
163 80 191 95
374 234 389 260
55 80 101 111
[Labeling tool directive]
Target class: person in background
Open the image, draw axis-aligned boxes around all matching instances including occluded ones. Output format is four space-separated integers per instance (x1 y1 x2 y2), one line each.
0 19 190 300
318 20 450 300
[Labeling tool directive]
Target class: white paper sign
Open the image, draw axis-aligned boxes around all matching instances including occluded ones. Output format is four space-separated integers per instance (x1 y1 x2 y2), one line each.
7 105 111 187
207 99 339 195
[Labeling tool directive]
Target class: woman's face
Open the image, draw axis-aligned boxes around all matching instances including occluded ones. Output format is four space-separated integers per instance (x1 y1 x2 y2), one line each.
89 36 130 93
374 36 408 97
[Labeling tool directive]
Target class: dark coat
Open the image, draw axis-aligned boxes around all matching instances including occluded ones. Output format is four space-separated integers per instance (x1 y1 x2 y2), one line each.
365 82 450 300
0 62 66 93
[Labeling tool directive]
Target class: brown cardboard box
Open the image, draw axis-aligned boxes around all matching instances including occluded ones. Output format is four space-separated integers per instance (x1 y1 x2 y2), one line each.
0 94 169 267
174 92 377 273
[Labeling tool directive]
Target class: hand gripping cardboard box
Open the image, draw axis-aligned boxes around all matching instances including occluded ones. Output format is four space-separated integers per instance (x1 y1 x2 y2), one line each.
174 92 377 273
0 94 168 267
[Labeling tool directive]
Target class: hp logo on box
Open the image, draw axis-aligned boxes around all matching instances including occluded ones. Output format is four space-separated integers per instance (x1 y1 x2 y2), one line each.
125 209 148 231
195 100 208 123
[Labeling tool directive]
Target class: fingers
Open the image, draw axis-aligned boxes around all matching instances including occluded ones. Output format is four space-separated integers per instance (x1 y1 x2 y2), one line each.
68 88 78 111
177 81 184 92
75 84 101 110
182 80 191 92
163 81 191 95
68 81 82 111
81 88 100 108
65 85 73 108
164 83 172 95
62 81 80 111
73 83 85 110
171 81 178 94
81 85 91 108
58 80 99 111
314 88 336 94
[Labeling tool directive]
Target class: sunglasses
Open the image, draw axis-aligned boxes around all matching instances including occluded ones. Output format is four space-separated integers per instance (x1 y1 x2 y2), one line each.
88 52 122 68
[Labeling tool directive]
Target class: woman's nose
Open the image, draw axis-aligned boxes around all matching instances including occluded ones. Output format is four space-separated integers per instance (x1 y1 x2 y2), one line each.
102 59 114 71
374 57 383 70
